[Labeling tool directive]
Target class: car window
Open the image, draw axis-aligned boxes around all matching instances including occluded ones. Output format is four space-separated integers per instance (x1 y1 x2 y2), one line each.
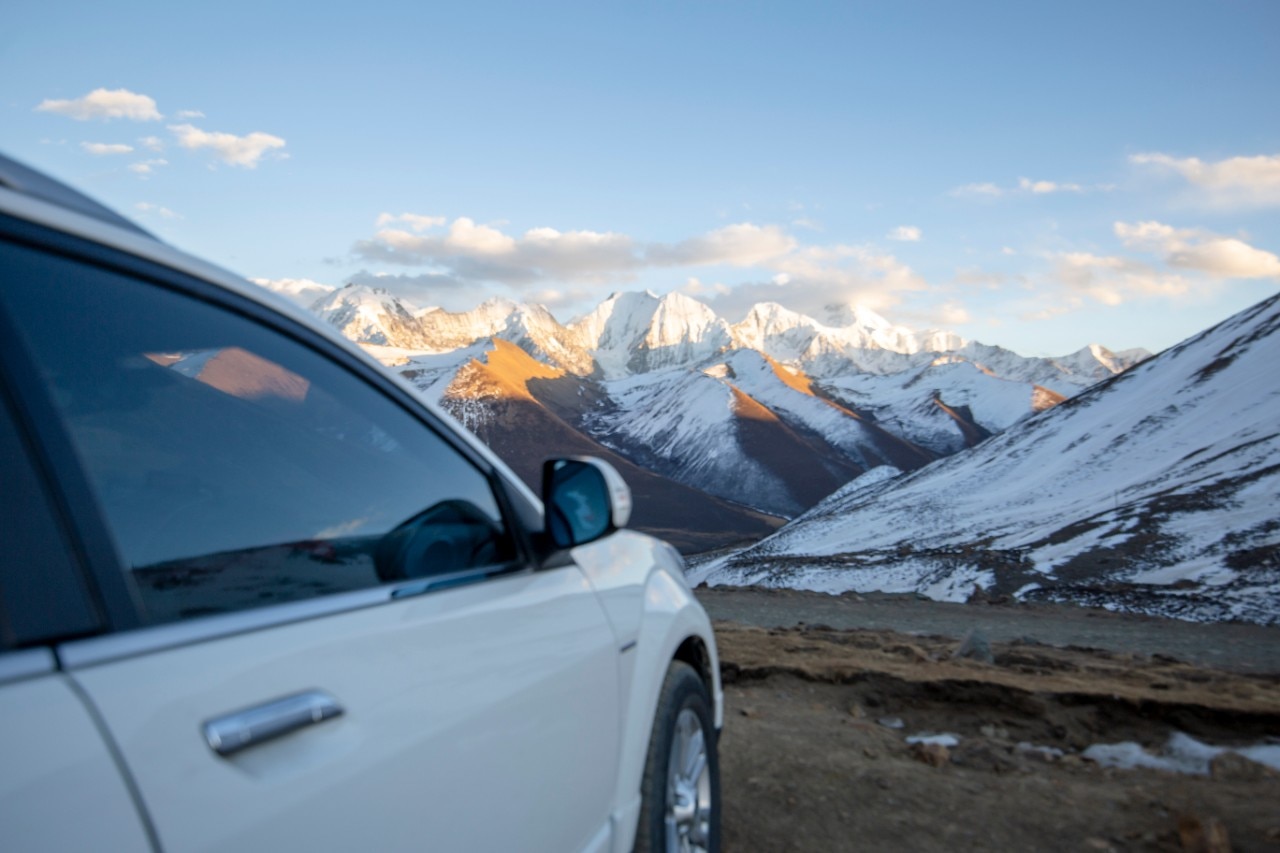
0 241 516 626
0 383 100 647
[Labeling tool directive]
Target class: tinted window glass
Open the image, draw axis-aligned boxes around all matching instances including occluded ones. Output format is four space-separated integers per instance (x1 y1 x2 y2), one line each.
0 384 99 646
0 243 515 625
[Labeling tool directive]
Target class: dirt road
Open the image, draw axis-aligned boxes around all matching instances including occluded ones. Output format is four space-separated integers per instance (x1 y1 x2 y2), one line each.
697 587 1280 852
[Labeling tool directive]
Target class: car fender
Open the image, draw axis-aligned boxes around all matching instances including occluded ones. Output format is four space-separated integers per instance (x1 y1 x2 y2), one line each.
569 530 722 852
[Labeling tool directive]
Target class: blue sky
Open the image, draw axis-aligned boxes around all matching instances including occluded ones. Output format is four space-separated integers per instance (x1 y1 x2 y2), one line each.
4 0 1278 356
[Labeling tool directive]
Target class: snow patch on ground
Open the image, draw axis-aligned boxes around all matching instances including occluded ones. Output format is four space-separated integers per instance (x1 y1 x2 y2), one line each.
1083 732 1280 776
907 734 960 747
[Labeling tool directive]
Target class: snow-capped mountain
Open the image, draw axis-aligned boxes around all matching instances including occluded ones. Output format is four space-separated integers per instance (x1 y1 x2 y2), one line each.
305 283 1141 394
730 301 965 373
694 292 1280 625
435 339 782 553
568 290 735 378
954 341 1150 394
818 358 1065 454
267 281 1147 527
311 285 439 349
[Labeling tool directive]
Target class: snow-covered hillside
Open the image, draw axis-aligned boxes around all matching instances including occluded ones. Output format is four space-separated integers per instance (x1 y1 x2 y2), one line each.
695 293 1280 626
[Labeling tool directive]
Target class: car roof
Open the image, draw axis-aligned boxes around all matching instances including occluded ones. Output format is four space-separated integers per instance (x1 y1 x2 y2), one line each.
0 153 155 239
0 151 544 512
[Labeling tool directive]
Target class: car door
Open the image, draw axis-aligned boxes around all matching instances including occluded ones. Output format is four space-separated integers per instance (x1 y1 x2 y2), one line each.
0 232 621 853
0 381 153 852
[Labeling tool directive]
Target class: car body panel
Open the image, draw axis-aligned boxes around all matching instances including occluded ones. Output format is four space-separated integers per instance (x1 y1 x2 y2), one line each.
568 530 723 852
0 166 724 852
0 657 153 851
68 565 620 853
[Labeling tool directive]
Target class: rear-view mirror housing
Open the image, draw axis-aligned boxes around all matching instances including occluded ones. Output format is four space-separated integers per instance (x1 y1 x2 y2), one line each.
542 457 632 550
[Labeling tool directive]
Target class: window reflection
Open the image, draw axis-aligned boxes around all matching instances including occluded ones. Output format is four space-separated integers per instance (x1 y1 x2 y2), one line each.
145 347 311 403
0 247 518 625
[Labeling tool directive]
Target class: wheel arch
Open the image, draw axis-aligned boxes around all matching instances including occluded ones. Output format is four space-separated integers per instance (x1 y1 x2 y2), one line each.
672 634 715 705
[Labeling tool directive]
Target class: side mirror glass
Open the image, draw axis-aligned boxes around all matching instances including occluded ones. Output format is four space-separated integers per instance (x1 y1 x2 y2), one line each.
543 457 632 549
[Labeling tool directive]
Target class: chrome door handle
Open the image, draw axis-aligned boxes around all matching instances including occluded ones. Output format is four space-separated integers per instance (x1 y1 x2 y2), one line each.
203 689 344 757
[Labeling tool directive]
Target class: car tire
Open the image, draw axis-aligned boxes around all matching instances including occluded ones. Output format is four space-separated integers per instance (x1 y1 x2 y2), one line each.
634 661 721 853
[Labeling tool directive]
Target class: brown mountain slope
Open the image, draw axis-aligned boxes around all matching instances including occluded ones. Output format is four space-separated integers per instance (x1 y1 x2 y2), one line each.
442 340 782 552
727 385 864 510
524 353 870 517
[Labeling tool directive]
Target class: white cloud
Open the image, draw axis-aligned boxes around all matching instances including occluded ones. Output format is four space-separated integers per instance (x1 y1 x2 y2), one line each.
680 277 732 298
128 158 168 176
138 135 165 152
1047 251 1191 308
375 212 446 231
700 244 928 321
954 267 1006 289
1115 220 1280 280
134 202 181 219
351 216 935 320
932 301 971 325
888 225 922 242
251 277 336 309
37 88 161 121
175 109 205 119
1001 246 1017 255
343 269 477 309
354 219 795 285
356 218 639 284
1020 300 1083 322
648 223 796 267
168 124 287 168
81 142 133 155
443 218 518 255
954 178 1108 198
1131 151 1280 207
1018 177 1084 194
951 182 1003 197
1018 220 1278 322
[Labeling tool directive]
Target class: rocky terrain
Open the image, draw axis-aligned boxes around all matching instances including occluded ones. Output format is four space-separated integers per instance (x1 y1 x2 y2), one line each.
701 587 1280 852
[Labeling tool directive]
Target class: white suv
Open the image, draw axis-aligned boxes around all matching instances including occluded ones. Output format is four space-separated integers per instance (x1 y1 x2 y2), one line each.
0 153 721 853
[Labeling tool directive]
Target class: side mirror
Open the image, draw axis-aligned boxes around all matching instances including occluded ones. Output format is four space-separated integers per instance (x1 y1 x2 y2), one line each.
542 457 632 549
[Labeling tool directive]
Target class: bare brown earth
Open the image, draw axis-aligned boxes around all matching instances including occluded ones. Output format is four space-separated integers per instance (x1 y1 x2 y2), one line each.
698 587 1280 852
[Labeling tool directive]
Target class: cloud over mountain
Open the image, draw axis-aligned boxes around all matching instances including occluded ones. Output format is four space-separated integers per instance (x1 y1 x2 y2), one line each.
1131 152 1280 208
1115 221 1280 280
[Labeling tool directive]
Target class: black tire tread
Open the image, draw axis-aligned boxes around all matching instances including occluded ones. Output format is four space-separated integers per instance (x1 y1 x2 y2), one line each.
633 660 721 853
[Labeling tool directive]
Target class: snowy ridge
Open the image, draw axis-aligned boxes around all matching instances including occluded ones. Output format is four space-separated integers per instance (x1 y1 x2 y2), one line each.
820 359 1062 454
731 301 966 365
582 368 799 514
292 283 1143 395
568 290 735 378
697 293 1280 625
294 283 1148 522
310 285 436 348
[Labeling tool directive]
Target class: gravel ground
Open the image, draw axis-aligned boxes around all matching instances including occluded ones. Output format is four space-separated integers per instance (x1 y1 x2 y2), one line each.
696 586 1280 674
697 587 1280 852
